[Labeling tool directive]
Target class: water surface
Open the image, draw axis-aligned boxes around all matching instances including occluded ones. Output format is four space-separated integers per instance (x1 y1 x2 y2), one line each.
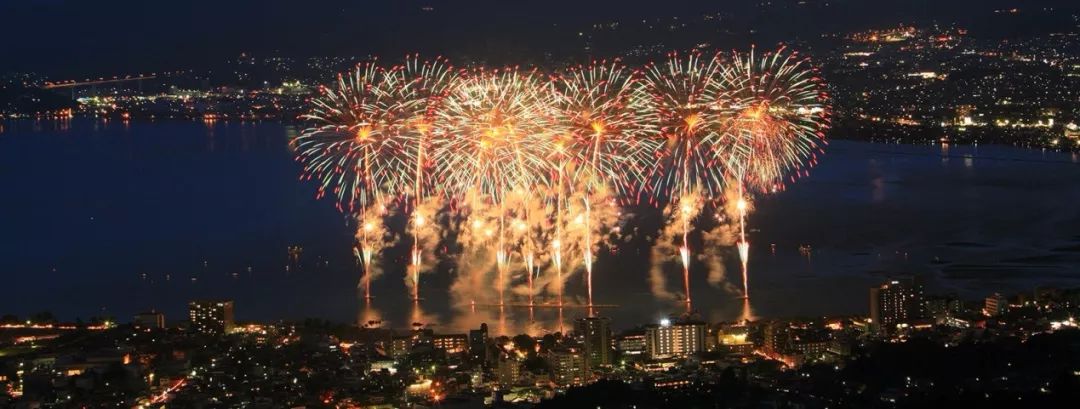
1 119 1078 333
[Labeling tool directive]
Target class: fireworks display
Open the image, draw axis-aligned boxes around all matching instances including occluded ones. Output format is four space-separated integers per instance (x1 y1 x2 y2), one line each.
638 50 733 310
433 66 561 308
294 48 830 313
295 61 406 299
552 60 656 312
718 46 830 298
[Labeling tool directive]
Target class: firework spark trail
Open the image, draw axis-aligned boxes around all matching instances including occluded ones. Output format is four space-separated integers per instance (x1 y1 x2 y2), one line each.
552 163 566 307
677 193 703 311
353 205 388 299
497 198 507 306
511 191 540 307
503 189 546 307
736 194 750 297
399 55 459 300
404 196 444 300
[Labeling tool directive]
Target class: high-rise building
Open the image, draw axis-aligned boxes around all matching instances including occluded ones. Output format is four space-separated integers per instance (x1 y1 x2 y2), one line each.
644 318 705 359
869 278 924 333
547 348 585 386
926 294 963 319
469 323 489 365
133 311 165 329
188 300 234 334
574 316 613 372
762 321 791 354
984 293 1008 317
495 353 522 387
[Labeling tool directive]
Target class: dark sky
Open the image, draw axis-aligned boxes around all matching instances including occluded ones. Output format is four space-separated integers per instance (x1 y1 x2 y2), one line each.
2 0 1076 76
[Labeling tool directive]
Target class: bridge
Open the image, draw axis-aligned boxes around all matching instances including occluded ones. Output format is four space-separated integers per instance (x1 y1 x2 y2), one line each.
42 75 159 98
42 75 157 90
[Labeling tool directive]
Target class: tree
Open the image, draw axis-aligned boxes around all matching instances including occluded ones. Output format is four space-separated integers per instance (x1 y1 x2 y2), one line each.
512 334 537 355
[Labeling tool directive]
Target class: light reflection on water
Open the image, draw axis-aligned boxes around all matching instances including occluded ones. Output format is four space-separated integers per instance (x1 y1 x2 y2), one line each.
360 301 605 336
355 294 756 335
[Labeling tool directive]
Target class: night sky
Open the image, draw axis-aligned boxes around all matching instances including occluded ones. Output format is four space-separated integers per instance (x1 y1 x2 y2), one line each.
3 0 1077 76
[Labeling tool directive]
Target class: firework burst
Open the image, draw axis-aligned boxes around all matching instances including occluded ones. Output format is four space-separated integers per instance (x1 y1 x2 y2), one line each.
433 67 560 200
296 61 414 210
638 50 735 201
719 46 830 194
555 60 658 197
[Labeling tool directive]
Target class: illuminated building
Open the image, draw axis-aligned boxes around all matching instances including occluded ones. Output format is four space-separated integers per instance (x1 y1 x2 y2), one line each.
984 293 1008 317
792 339 830 358
187 300 234 334
547 348 585 386
828 335 855 357
390 336 412 359
405 379 433 398
574 316 612 371
133 311 165 329
409 328 434 348
717 325 754 355
369 359 397 374
869 278 924 334
433 334 468 355
354 328 392 352
652 378 692 389
616 330 646 356
644 318 705 359
637 359 678 372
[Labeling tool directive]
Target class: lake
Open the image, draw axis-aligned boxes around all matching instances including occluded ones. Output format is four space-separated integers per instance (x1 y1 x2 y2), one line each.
1 119 1078 334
